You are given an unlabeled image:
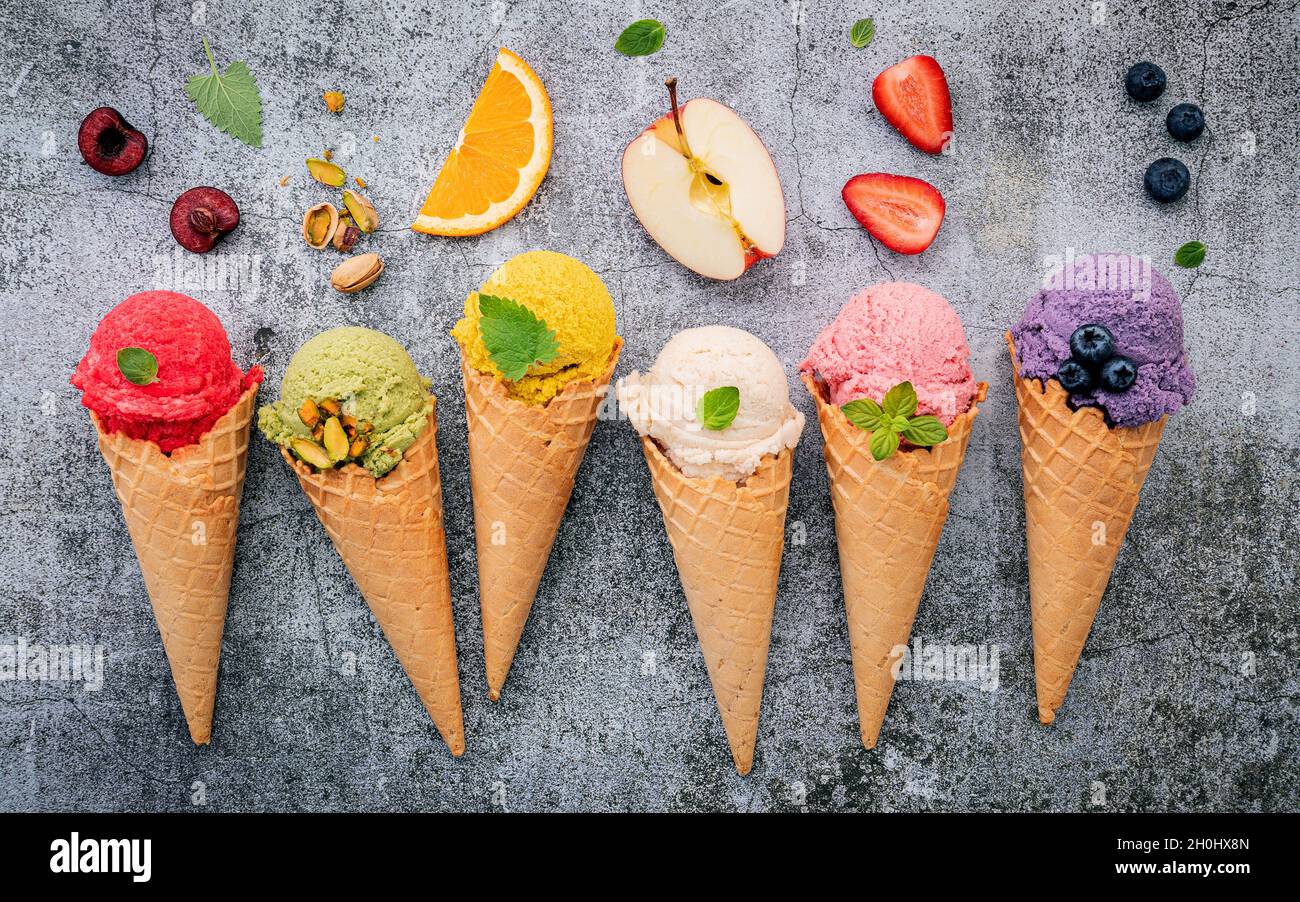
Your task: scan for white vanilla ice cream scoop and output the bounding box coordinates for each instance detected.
[618,325,804,481]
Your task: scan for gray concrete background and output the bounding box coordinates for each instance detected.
[0,0,1296,812]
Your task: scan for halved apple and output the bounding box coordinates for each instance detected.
[621,80,786,281]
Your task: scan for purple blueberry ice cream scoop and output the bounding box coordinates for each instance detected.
[1011,253,1194,427]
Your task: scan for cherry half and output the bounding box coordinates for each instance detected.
[77,107,148,176]
[170,187,240,253]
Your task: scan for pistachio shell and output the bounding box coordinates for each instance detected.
[306,158,346,187]
[330,253,384,293]
[302,203,339,249]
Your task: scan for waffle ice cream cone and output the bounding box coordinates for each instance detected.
[641,439,793,776]
[1006,334,1166,724]
[90,384,259,745]
[802,373,985,749]
[462,339,622,701]
[281,402,465,755]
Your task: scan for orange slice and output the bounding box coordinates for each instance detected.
[412,48,552,236]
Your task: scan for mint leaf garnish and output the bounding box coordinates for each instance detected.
[185,37,263,148]
[870,428,900,461]
[697,386,740,431]
[900,415,949,447]
[850,18,875,49]
[478,293,560,381]
[616,19,666,56]
[117,347,159,386]
[841,398,883,431]
[881,381,918,418]
[1174,240,1206,268]
[842,381,950,459]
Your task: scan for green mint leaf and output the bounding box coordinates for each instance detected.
[1174,240,1206,268]
[850,18,876,48]
[185,37,264,147]
[900,415,949,447]
[697,386,740,431]
[478,293,560,381]
[881,381,918,418]
[841,398,883,432]
[117,347,158,386]
[869,427,901,460]
[615,19,666,56]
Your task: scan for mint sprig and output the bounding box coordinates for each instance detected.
[185,37,264,147]
[697,386,740,431]
[117,347,159,386]
[615,19,666,57]
[841,381,948,460]
[478,293,559,381]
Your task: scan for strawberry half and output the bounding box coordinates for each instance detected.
[872,55,953,155]
[841,173,945,255]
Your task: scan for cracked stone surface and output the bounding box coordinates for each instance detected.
[0,0,1297,812]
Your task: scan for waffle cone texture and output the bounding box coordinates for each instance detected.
[281,402,465,756]
[641,439,793,776]
[90,384,259,745]
[462,339,622,701]
[1006,334,1166,724]
[802,373,985,749]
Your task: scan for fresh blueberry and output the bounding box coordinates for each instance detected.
[1166,103,1205,141]
[1069,324,1115,366]
[1100,356,1137,392]
[1144,157,1191,203]
[1056,359,1094,393]
[1125,62,1166,102]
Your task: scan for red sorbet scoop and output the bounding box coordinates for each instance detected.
[71,291,262,452]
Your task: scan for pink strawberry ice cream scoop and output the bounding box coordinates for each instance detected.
[801,282,977,425]
[72,291,262,453]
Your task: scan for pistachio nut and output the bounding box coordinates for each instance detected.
[302,202,339,249]
[333,215,361,252]
[322,416,349,462]
[298,397,322,429]
[330,253,384,293]
[306,157,346,187]
[290,437,332,470]
[341,189,379,233]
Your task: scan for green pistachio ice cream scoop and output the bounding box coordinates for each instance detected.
[257,326,433,478]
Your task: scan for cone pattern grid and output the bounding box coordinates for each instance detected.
[462,338,622,701]
[282,403,465,755]
[90,383,259,745]
[642,438,792,775]
[1006,334,1166,724]
[802,373,985,749]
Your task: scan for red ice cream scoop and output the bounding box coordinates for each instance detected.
[71,291,262,452]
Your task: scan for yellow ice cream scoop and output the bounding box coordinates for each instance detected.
[452,250,618,405]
